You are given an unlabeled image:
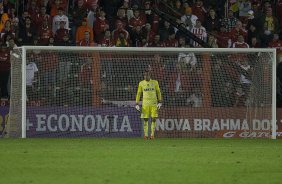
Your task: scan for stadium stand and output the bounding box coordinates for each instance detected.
[0,0,281,107]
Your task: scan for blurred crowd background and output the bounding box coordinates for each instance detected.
[0,0,281,107]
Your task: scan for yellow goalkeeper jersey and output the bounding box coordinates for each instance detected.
[135,79,162,106]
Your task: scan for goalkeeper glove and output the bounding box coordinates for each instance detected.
[135,105,140,112]
[157,103,162,110]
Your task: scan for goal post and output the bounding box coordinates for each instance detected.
[6,46,278,139]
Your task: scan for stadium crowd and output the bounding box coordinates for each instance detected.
[0,0,281,107]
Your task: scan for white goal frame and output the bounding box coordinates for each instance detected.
[16,46,277,139]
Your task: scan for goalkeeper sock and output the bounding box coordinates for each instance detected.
[151,121,156,137]
[144,121,148,137]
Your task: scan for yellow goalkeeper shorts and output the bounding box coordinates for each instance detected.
[141,105,158,119]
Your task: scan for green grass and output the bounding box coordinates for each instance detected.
[0,138,282,184]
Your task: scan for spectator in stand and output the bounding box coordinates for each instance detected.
[55,32,72,46]
[140,37,149,47]
[115,32,129,47]
[9,6,19,29]
[55,20,69,43]
[251,1,263,19]
[0,45,10,99]
[158,20,175,42]
[35,0,52,8]
[148,54,165,87]
[0,13,9,33]
[208,34,218,48]
[186,66,203,107]
[30,35,38,46]
[191,0,206,23]
[119,0,133,21]
[247,23,260,44]
[52,7,69,34]
[48,37,55,46]
[178,48,197,69]
[99,0,123,21]
[112,20,130,43]
[246,10,259,29]
[76,18,93,45]
[164,32,178,47]
[180,7,198,30]
[211,59,231,107]
[2,0,13,12]
[167,62,190,106]
[232,34,249,48]
[18,17,35,46]
[178,36,186,48]
[50,0,67,17]
[38,51,59,99]
[205,0,226,19]
[268,33,282,50]
[93,8,109,43]
[19,10,30,29]
[223,81,236,107]
[130,25,143,47]
[150,12,160,34]
[57,0,68,9]
[38,18,53,46]
[249,37,260,48]
[259,8,280,47]
[2,34,15,46]
[113,8,129,31]
[71,0,87,43]
[262,0,272,14]
[87,0,99,28]
[143,0,156,25]
[142,23,155,44]
[77,30,95,46]
[234,85,247,107]
[128,8,146,33]
[26,54,39,101]
[84,0,99,9]
[5,34,16,48]
[229,20,248,44]
[221,9,238,32]
[175,22,187,41]
[172,0,184,17]
[11,17,19,41]
[148,34,164,47]
[34,6,51,31]
[238,0,252,22]
[236,58,252,97]
[203,8,220,33]
[216,25,229,48]
[99,30,114,47]
[79,59,93,89]
[0,1,4,16]
[180,0,189,9]
[28,0,40,21]
[276,0,282,32]
[190,19,207,47]
[1,20,14,41]
[131,0,144,8]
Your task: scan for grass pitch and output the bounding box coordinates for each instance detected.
[0,138,282,184]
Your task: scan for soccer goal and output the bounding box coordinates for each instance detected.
[6,46,278,139]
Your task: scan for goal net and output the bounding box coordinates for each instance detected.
[6,47,278,139]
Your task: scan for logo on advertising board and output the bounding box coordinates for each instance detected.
[1,107,282,138]
[155,108,282,138]
[25,107,142,137]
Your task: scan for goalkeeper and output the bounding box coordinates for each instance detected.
[135,70,162,140]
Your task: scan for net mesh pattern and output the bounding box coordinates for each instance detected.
[7,48,275,138]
